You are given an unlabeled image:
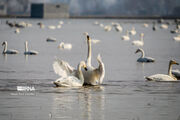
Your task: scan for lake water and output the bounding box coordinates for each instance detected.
[0,18,180,120]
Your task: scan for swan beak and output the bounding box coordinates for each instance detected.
[176,62,179,65]
[84,67,88,71]
[135,50,138,54]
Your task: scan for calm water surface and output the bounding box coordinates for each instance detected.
[0,18,180,120]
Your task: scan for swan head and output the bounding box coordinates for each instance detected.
[135,48,143,54]
[87,35,91,43]
[97,54,102,62]
[2,41,7,46]
[170,60,179,65]
[83,32,89,36]
[80,61,88,71]
[58,42,64,48]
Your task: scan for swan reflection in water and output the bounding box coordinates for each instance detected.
[51,86,105,120]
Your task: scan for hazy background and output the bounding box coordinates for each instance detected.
[1,0,180,17]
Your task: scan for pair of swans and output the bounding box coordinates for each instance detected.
[135,48,155,62]
[53,60,87,87]
[2,41,38,55]
[145,60,179,81]
[132,33,144,47]
[53,35,105,87]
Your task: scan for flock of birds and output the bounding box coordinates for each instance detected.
[2,18,180,87]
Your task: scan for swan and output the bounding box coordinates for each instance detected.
[53,59,88,87]
[160,24,168,29]
[129,27,136,35]
[59,21,64,25]
[94,21,99,25]
[104,25,112,31]
[143,23,149,28]
[122,30,130,41]
[173,35,180,41]
[132,33,144,47]
[37,22,45,29]
[48,25,56,30]
[83,32,101,44]
[135,48,155,62]
[152,22,157,31]
[57,25,62,29]
[58,42,72,50]
[82,35,105,85]
[46,37,56,42]
[115,25,123,32]
[2,41,19,54]
[145,60,179,81]
[15,28,20,34]
[172,69,180,79]
[24,41,38,55]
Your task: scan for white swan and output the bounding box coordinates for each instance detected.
[104,25,112,32]
[143,23,149,28]
[160,24,168,29]
[48,25,56,30]
[46,37,56,42]
[122,30,130,41]
[145,60,179,81]
[135,48,155,62]
[173,35,180,41]
[82,35,105,85]
[58,42,72,50]
[172,69,180,79]
[2,41,19,54]
[53,59,87,87]
[129,27,136,35]
[83,32,101,44]
[115,25,123,32]
[132,33,144,47]
[15,28,20,34]
[24,41,38,55]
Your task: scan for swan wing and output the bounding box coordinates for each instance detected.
[53,58,74,77]
[54,76,82,87]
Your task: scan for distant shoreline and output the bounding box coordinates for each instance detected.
[0,15,179,19]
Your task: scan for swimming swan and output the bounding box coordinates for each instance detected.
[46,37,56,42]
[83,35,105,85]
[2,41,19,54]
[58,42,72,50]
[145,60,179,81]
[135,48,155,62]
[53,59,87,87]
[24,41,38,55]
[122,30,130,41]
[132,33,144,47]
[129,27,136,35]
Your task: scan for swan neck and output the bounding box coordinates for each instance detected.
[168,62,173,76]
[140,49,145,58]
[87,38,92,66]
[3,42,7,53]
[78,64,84,84]
[141,35,144,41]
[25,42,28,52]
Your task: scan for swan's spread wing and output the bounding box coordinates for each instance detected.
[54,76,82,87]
[53,58,74,77]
